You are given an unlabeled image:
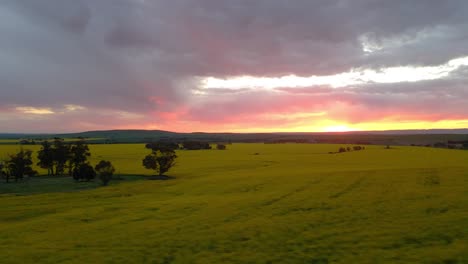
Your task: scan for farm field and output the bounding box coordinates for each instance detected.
[0,139,23,144]
[1,143,468,263]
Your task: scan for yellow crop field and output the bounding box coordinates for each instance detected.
[1,143,467,263]
[0,139,22,144]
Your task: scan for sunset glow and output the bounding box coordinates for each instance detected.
[15,107,55,115]
[1,1,467,133]
[322,125,355,133]
[200,56,468,90]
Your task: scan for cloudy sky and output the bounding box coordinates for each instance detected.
[1,0,468,133]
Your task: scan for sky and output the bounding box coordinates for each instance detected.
[1,0,468,133]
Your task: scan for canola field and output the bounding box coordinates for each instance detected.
[0,143,467,263]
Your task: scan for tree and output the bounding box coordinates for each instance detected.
[5,149,37,182]
[72,163,96,182]
[37,140,54,175]
[52,138,70,176]
[157,152,177,175]
[95,160,115,186]
[69,140,91,175]
[143,148,177,176]
[0,161,7,182]
[145,142,179,152]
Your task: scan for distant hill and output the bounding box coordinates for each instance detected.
[352,129,468,135]
[1,129,467,146]
[56,129,179,140]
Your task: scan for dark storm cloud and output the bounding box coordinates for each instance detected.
[99,0,468,75]
[2,0,92,34]
[1,0,468,132]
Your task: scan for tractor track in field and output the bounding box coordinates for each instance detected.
[329,176,367,199]
[261,177,325,207]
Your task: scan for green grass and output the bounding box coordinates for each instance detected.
[0,144,467,263]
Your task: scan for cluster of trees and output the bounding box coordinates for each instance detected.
[2,138,226,185]
[36,138,92,178]
[145,141,228,151]
[336,146,365,153]
[0,149,37,182]
[1,139,115,185]
[19,139,37,145]
[181,141,211,150]
[145,142,179,152]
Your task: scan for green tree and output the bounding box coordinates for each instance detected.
[0,161,7,182]
[52,138,70,176]
[143,148,177,176]
[95,160,115,186]
[5,149,37,182]
[73,163,96,182]
[69,139,91,175]
[37,140,54,175]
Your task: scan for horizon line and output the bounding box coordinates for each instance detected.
[1,127,468,136]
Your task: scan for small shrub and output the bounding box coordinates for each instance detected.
[216,144,227,150]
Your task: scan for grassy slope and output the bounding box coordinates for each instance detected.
[0,144,467,263]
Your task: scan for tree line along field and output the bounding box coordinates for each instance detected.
[0,143,467,263]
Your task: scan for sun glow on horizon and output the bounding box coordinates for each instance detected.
[215,119,468,134]
[322,125,355,132]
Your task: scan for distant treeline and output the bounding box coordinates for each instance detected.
[426,141,468,150]
[145,141,227,150]
[330,146,366,154]
[3,130,468,150]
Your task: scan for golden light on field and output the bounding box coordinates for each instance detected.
[1,142,468,263]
